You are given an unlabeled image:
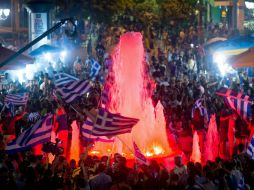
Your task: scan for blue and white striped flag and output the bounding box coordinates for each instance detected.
[237,176,245,190]
[216,88,253,121]
[6,114,53,154]
[89,58,101,80]
[191,98,209,121]
[28,112,41,123]
[81,117,115,143]
[83,108,139,137]
[54,72,78,87]
[5,102,15,117]
[4,93,28,105]
[133,141,147,165]
[247,134,254,160]
[101,89,109,107]
[56,79,92,103]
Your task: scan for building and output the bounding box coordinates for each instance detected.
[206,0,245,32]
[0,0,28,47]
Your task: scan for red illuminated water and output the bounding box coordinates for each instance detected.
[204,115,219,162]
[70,121,80,161]
[190,131,201,163]
[92,32,172,158]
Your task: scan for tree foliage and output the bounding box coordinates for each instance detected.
[31,0,198,26]
[83,0,135,23]
[131,0,160,26]
[159,0,197,21]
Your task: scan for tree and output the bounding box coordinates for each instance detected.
[159,0,197,23]
[131,0,160,27]
[83,0,135,24]
[25,0,198,29]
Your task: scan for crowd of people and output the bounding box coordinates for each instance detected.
[0,21,254,190]
[0,143,254,190]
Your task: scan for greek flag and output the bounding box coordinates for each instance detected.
[81,117,115,143]
[216,88,253,121]
[191,99,209,121]
[56,80,92,103]
[133,141,147,165]
[4,93,29,105]
[54,72,78,88]
[83,108,139,137]
[89,58,101,80]
[101,89,109,107]
[5,102,15,117]
[6,114,53,154]
[237,176,245,190]
[28,112,41,123]
[247,134,254,160]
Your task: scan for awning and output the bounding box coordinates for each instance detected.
[209,35,254,55]
[29,44,63,57]
[228,48,254,68]
[0,46,34,70]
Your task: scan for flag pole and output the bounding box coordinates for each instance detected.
[215,92,254,104]
[0,104,6,116]
[115,136,134,155]
[54,90,96,123]
[106,139,116,167]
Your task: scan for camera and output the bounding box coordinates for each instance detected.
[42,138,64,155]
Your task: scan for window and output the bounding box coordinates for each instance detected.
[0,0,11,27]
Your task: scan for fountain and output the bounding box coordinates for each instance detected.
[91,32,172,158]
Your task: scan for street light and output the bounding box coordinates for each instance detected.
[0,8,10,20]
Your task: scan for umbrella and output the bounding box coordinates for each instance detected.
[206,37,227,45]
[209,35,254,55]
[29,44,63,57]
[0,46,34,70]
[227,48,254,68]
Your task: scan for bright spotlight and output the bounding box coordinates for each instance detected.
[213,52,235,76]
[60,51,67,59]
[217,63,235,77]
[44,53,52,62]
[16,69,25,83]
[25,64,35,80]
[213,52,226,64]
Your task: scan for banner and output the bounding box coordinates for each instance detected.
[30,13,48,49]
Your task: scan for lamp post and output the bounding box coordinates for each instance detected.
[0,8,10,20]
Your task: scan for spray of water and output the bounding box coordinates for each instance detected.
[92,32,171,157]
[228,115,235,158]
[190,131,201,163]
[70,120,80,161]
[204,115,219,162]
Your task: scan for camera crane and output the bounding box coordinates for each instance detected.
[0,18,77,69]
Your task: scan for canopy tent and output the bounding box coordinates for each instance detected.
[29,44,63,57]
[227,48,254,68]
[208,35,254,55]
[0,46,34,70]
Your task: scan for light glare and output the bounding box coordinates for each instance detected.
[213,52,226,64]
[3,9,10,16]
[44,53,52,62]
[246,1,254,9]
